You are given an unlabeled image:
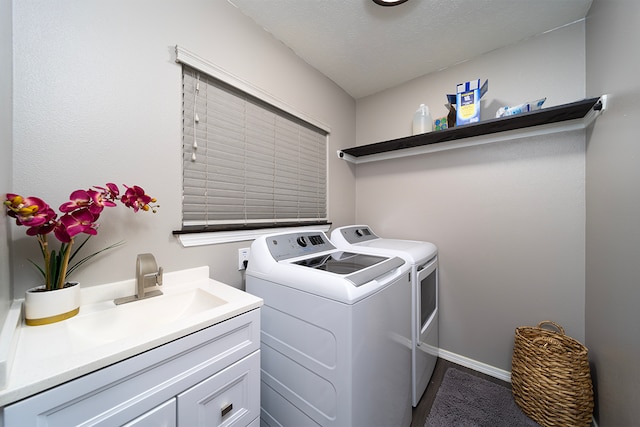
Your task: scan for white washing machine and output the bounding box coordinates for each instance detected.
[246,230,412,427]
[331,225,438,407]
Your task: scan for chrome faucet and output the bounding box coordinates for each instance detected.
[115,253,163,305]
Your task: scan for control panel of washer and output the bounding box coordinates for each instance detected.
[267,231,337,261]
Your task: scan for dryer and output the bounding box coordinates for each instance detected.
[331,225,438,407]
[246,230,412,427]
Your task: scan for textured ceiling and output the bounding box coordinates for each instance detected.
[228,0,593,99]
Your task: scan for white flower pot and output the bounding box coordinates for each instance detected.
[24,282,81,326]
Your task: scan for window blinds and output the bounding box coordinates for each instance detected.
[182,66,328,228]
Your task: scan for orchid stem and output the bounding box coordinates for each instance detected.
[56,238,74,290]
[39,234,52,291]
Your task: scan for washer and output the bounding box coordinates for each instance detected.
[331,225,438,407]
[246,230,412,427]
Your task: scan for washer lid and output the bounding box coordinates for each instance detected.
[293,251,405,287]
[331,225,438,263]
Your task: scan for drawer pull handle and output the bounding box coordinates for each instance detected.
[221,403,233,417]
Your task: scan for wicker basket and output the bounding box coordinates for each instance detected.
[511,321,594,427]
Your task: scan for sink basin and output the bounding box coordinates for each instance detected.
[67,287,228,344]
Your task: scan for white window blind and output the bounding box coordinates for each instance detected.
[181,65,328,230]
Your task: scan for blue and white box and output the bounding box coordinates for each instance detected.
[456,79,488,125]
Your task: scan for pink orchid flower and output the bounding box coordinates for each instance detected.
[59,209,98,241]
[121,185,156,212]
[4,195,53,227]
[59,190,93,213]
[24,206,58,236]
[94,183,120,200]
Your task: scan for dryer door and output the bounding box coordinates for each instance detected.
[416,256,438,346]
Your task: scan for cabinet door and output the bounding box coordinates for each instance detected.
[123,398,176,427]
[178,350,259,426]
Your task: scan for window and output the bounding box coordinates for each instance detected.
[174,47,330,245]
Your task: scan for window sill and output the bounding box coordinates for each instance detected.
[175,223,332,247]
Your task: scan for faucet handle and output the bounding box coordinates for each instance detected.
[156,266,163,286]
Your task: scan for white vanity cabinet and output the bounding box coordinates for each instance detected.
[3,308,260,427]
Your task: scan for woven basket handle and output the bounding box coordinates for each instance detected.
[536,320,565,335]
[532,335,562,348]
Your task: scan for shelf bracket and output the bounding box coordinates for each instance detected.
[337,150,357,162]
[582,94,608,128]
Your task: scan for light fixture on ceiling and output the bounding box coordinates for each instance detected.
[372,0,409,6]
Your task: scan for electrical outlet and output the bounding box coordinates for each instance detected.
[238,248,250,270]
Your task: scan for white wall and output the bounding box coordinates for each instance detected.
[0,0,13,320]
[10,0,356,297]
[354,22,587,372]
[585,0,640,424]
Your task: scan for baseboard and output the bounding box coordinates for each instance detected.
[437,348,512,383]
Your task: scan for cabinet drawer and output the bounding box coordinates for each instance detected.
[178,350,260,426]
[123,398,176,427]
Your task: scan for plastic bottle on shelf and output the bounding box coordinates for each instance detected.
[412,104,433,135]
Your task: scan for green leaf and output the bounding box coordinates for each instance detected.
[68,236,90,265]
[27,259,46,279]
[66,240,126,277]
[27,235,127,290]
[49,249,60,290]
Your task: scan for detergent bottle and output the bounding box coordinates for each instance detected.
[412,104,433,135]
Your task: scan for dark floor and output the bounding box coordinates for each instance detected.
[410,358,512,427]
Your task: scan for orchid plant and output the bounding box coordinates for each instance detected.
[4,183,159,291]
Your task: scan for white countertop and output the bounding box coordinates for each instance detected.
[0,266,262,407]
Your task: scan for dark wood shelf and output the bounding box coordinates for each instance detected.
[339,97,603,162]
